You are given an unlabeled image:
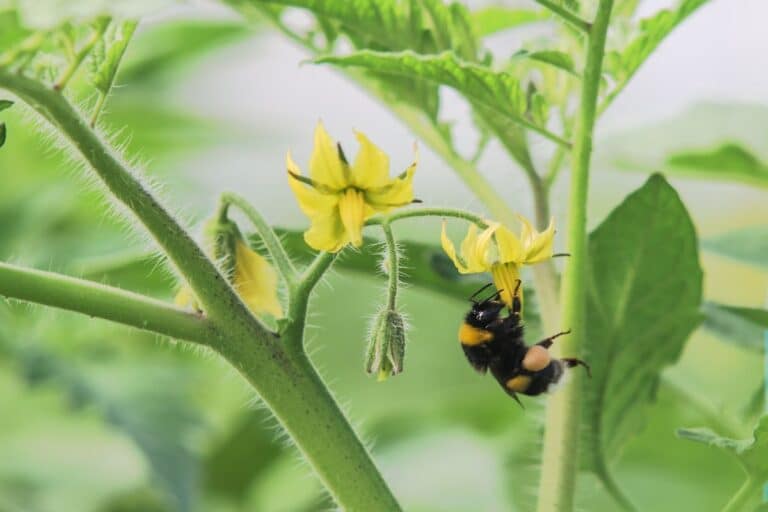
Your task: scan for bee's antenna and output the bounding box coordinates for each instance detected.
[469,282,494,302]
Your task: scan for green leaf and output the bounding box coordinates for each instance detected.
[317,50,554,137]
[604,0,710,107]
[582,175,703,485]
[470,7,546,37]
[597,103,768,188]
[703,302,768,352]
[678,415,768,481]
[664,143,768,188]
[253,0,414,50]
[90,20,138,94]
[702,225,768,269]
[0,122,5,148]
[514,49,577,76]
[0,99,12,112]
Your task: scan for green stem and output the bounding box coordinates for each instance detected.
[721,477,761,512]
[543,141,569,190]
[534,0,592,33]
[220,192,298,285]
[1,70,399,511]
[381,222,399,310]
[0,261,213,344]
[214,341,400,511]
[537,2,614,512]
[0,69,264,336]
[283,251,338,353]
[367,206,487,227]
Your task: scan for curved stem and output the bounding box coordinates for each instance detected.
[0,261,213,344]
[721,477,761,512]
[367,206,487,228]
[0,69,266,337]
[533,0,592,33]
[220,192,298,285]
[282,250,338,354]
[537,2,615,512]
[0,70,399,511]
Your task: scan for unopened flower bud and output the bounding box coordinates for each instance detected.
[365,309,407,381]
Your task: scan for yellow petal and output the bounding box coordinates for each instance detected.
[351,130,389,189]
[441,221,469,273]
[491,262,522,309]
[304,207,348,253]
[519,215,555,263]
[494,223,525,263]
[234,240,283,317]
[364,148,417,209]
[338,188,366,248]
[459,224,491,273]
[287,152,339,217]
[468,223,498,270]
[310,122,349,190]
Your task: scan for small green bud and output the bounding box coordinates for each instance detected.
[202,216,242,279]
[365,309,407,381]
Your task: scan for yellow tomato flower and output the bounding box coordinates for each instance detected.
[176,219,283,318]
[287,122,417,252]
[441,215,556,307]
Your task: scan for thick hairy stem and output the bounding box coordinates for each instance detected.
[0,70,399,511]
[214,341,400,511]
[0,262,213,344]
[536,2,614,512]
[0,69,265,337]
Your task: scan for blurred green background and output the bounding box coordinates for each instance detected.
[1,1,767,511]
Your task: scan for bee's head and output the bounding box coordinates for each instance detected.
[466,283,505,328]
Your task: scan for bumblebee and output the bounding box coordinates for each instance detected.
[459,281,590,405]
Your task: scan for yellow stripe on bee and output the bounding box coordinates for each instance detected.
[506,375,532,393]
[459,323,494,346]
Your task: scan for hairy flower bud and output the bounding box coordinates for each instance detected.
[365,309,407,381]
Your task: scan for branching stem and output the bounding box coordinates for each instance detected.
[534,0,592,33]
[0,262,213,344]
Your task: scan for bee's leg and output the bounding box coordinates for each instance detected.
[536,329,572,349]
[510,279,523,316]
[562,357,591,378]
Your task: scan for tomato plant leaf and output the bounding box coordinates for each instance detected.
[702,302,768,352]
[603,0,710,109]
[678,415,768,486]
[89,20,138,94]
[702,225,768,269]
[663,143,768,188]
[514,49,577,76]
[582,174,703,487]
[470,7,546,37]
[317,50,552,136]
